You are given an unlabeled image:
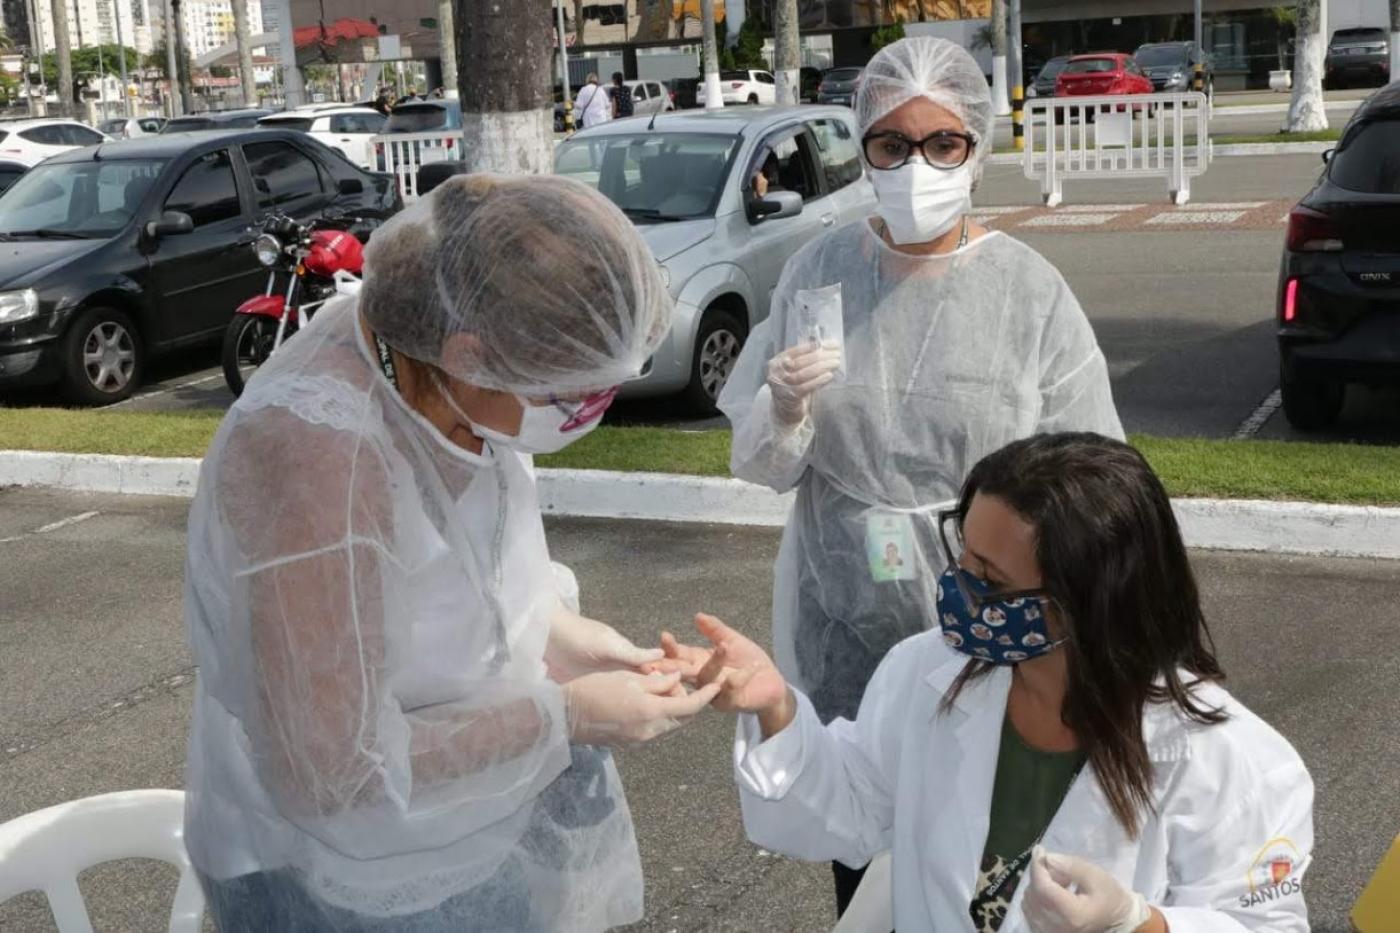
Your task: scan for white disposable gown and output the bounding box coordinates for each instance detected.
[734,630,1315,932]
[719,224,1124,723]
[183,301,640,931]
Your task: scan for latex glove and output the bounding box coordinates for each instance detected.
[564,670,722,747]
[545,611,664,683]
[767,342,842,426]
[1023,847,1153,933]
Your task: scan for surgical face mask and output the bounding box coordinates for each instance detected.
[434,373,615,455]
[868,159,973,245]
[935,569,1064,665]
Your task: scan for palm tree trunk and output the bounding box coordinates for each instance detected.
[1286,0,1327,132]
[454,0,554,174]
[774,0,799,104]
[50,0,73,116]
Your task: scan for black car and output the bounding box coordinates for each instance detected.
[818,67,863,107]
[666,77,700,110]
[1133,41,1212,96]
[0,129,399,404]
[1325,27,1391,89]
[800,66,823,104]
[161,109,273,132]
[1030,56,1071,98]
[1277,83,1400,430]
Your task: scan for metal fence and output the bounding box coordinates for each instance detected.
[1023,92,1212,206]
[368,131,464,202]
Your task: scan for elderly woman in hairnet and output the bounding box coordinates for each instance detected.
[183,174,720,932]
[714,36,1124,913]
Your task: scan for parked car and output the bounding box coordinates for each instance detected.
[1055,53,1154,117]
[1028,56,1071,98]
[258,106,386,170]
[376,98,464,169]
[817,66,863,106]
[696,69,778,107]
[553,106,875,411]
[1276,83,1400,430]
[0,160,26,194]
[99,116,168,138]
[0,129,399,404]
[623,79,675,117]
[1133,41,1213,96]
[800,66,823,103]
[1326,27,1391,89]
[0,118,110,167]
[161,109,272,132]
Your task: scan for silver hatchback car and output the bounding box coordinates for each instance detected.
[554,106,876,412]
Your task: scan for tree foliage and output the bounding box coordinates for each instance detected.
[871,18,906,52]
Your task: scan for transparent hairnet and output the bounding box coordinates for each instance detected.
[855,36,995,170]
[360,172,672,398]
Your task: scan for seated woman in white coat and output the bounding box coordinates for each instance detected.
[663,433,1314,932]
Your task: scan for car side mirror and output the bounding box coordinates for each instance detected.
[1322,148,1335,164]
[750,189,803,223]
[145,210,194,239]
[338,177,363,195]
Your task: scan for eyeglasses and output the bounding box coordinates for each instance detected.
[936,509,1054,614]
[862,130,977,171]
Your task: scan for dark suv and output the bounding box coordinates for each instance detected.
[1133,41,1212,96]
[817,67,862,107]
[1277,84,1400,429]
[1325,27,1391,89]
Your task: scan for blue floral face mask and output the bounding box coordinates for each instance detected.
[935,569,1064,664]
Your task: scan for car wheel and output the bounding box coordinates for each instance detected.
[62,307,142,405]
[222,314,279,398]
[1280,363,1344,431]
[683,306,745,414]
[748,93,759,105]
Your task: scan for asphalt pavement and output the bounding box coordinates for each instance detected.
[2,487,1398,932]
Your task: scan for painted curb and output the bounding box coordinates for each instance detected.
[3,451,1399,561]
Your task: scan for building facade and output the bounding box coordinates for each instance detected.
[181,0,264,58]
[22,0,154,55]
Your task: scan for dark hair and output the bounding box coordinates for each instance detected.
[612,71,624,84]
[942,433,1225,837]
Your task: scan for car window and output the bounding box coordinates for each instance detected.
[225,114,263,128]
[807,118,863,193]
[1063,58,1117,74]
[385,104,449,132]
[1135,46,1188,67]
[1330,119,1400,194]
[165,149,242,227]
[262,116,314,132]
[750,130,819,203]
[165,117,215,131]
[0,158,164,235]
[632,83,648,100]
[330,113,380,133]
[65,125,105,146]
[99,119,126,135]
[0,166,23,193]
[244,140,325,208]
[720,70,749,82]
[555,131,739,220]
[140,119,164,133]
[20,126,63,145]
[648,82,663,98]
[756,72,775,84]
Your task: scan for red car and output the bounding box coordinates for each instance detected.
[1055,53,1155,98]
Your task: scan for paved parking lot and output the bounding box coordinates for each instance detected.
[2,487,1397,931]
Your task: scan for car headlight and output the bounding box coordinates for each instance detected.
[254,233,282,267]
[0,288,39,324]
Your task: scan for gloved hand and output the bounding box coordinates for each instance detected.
[546,611,664,683]
[564,670,722,747]
[767,342,842,427]
[1023,847,1153,933]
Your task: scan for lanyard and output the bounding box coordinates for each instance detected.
[373,331,400,392]
[980,762,1084,904]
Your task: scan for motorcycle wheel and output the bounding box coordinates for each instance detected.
[222,315,282,397]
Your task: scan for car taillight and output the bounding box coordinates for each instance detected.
[446,137,454,149]
[1286,205,1343,252]
[1282,277,1299,323]
[731,82,743,89]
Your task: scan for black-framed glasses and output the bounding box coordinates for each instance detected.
[937,509,1054,614]
[862,130,976,171]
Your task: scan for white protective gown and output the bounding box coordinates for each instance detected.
[719,223,1124,723]
[735,630,1315,932]
[183,301,640,931]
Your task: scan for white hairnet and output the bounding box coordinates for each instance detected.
[361,172,671,398]
[855,36,995,171]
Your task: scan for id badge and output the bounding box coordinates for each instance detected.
[865,511,917,583]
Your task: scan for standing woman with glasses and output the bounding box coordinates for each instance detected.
[715,36,1124,914]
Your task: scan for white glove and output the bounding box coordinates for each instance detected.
[564,670,721,747]
[1023,847,1153,933]
[767,342,842,426]
[545,611,663,683]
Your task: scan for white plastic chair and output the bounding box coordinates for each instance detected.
[0,789,206,933]
[831,851,894,933]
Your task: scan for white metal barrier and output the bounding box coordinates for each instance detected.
[369,131,463,202]
[1023,92,1212,207]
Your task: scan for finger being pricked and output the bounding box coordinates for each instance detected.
[694,612,741,646]
[652,679,724,718]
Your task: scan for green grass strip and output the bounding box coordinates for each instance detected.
[3,408,1398,506]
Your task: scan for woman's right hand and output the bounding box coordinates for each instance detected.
[681,614,795,737]
[564,670,721,747]
[767,343,841,426]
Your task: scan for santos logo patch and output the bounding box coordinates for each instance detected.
[1239,838,1303,908]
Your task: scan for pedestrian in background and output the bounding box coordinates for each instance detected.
[609,72,634,119]
[717,36,1123,916]
[575,73,612,129]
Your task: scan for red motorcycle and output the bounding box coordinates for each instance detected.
[222,213,367,397]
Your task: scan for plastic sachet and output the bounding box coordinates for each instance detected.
[786,284,845,385]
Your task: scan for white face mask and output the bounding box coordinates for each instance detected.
[433,373,611,456]
[868,159,973,246]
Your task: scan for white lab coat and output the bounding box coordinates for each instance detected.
[574,82,612,129]
[735,631,1314,932]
